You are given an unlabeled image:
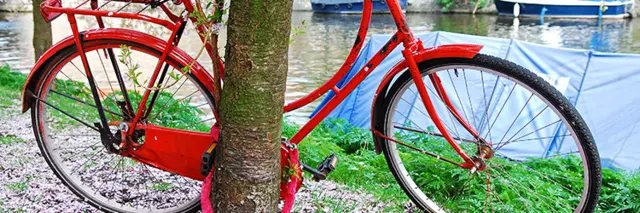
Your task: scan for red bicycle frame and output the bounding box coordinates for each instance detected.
[31,0,486,180]
[283,1,484,168]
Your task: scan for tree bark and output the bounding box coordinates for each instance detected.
[210,0,293,211]
[32,0,52,60]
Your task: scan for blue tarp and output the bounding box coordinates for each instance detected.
[312,31,640,171]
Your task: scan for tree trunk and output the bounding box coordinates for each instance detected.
[210,0,293,211]
[32,0,52,60]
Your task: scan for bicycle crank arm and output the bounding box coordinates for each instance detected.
[301,163,327,181]
[301,154,339,181]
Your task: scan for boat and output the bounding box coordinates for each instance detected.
[495,0,634,19]
[310,0,407,13]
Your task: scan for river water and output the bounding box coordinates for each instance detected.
[1,11,640,122]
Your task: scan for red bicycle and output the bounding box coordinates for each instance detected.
[23,0,601,211]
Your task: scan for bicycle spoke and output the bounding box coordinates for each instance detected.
[447,69,472,133]
[463,69,478,130]
[69,61,119,121]
[54,142,100,151]
[502,134,572,145]
[185,117,215,128]
[383,63,593,212]
[61,144,101,161]
[96,154,121,195]
[50,89,124,118]
[70,147,105,175]
[400,96,463,141]
[35,95,100,132]
[394,125,477,144]
[423,83,462,141]
[53,134,100,137]
[97,51,118,100]
[148,78,189,121]
[484,84,517,140]
[496,119,562,150]
[497,93,534,144]
[490,163,574,210]
[501,105,550,146]
[59,70,74,80]
[478,75,500,142]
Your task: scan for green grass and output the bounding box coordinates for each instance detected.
[0,134,24,145]
[285,118,640,212]
[0,65,25,109]
[2,65,639,212]
[283,119,410,211]
[0,64,209,131]
[4,176,32,193]
[152,182,173,191]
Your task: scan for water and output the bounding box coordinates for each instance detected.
[2,11,640,122]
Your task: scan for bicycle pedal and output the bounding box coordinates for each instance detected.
[200,142,216,176]
[314,154,339,181]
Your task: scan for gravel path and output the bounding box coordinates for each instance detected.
[0,102,408,212]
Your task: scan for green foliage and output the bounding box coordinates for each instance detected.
[436,0,456,12]
[289,20,307,44]
[2,65,638,212]
[598,169,640,212]
[0,65,209,132]
[283,119,409,210]
[0,134,24,145]
[284,118,640,212]
[119,44,143,88]
[314,119,374,154]
[152,182,173,191]
[436,0,488,12]
[0,65,25,108]
[5,176,31,193]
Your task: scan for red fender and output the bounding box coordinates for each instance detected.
[21,28,218,113]
[370,44,483,153]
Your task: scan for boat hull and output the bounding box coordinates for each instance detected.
[311,0,406,13]
[495,0,633,18]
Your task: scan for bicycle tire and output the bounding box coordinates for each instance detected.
[31,38,216,213]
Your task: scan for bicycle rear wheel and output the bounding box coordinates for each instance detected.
[31,39,216,212]
[376,54,601,213]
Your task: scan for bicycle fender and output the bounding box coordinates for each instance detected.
[370,44,483,154]
[21,28,216,113]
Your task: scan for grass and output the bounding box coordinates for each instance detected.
[0,65,25,109]
[283,118,640,212]
[152,182,173,191]
[0,64,208,131]
[283,119,410,211]
[2,65,640,212]
[4,176,32,193]
[0,134,24,145]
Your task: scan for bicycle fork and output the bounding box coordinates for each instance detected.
[401,45,490,172]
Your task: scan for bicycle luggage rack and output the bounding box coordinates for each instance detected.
[39,0,181,30]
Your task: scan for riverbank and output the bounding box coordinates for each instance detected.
[4,0,498,13]
[1,66,640,212]
[6,0,640,17]
[291,0,499,13]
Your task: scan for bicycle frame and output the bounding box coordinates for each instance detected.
[30,0,487,180]
[283,1,484,168]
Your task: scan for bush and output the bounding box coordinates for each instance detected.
[436,0,489,12]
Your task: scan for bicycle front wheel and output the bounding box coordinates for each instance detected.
[376,54,601,213]
[31,39,217,212]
